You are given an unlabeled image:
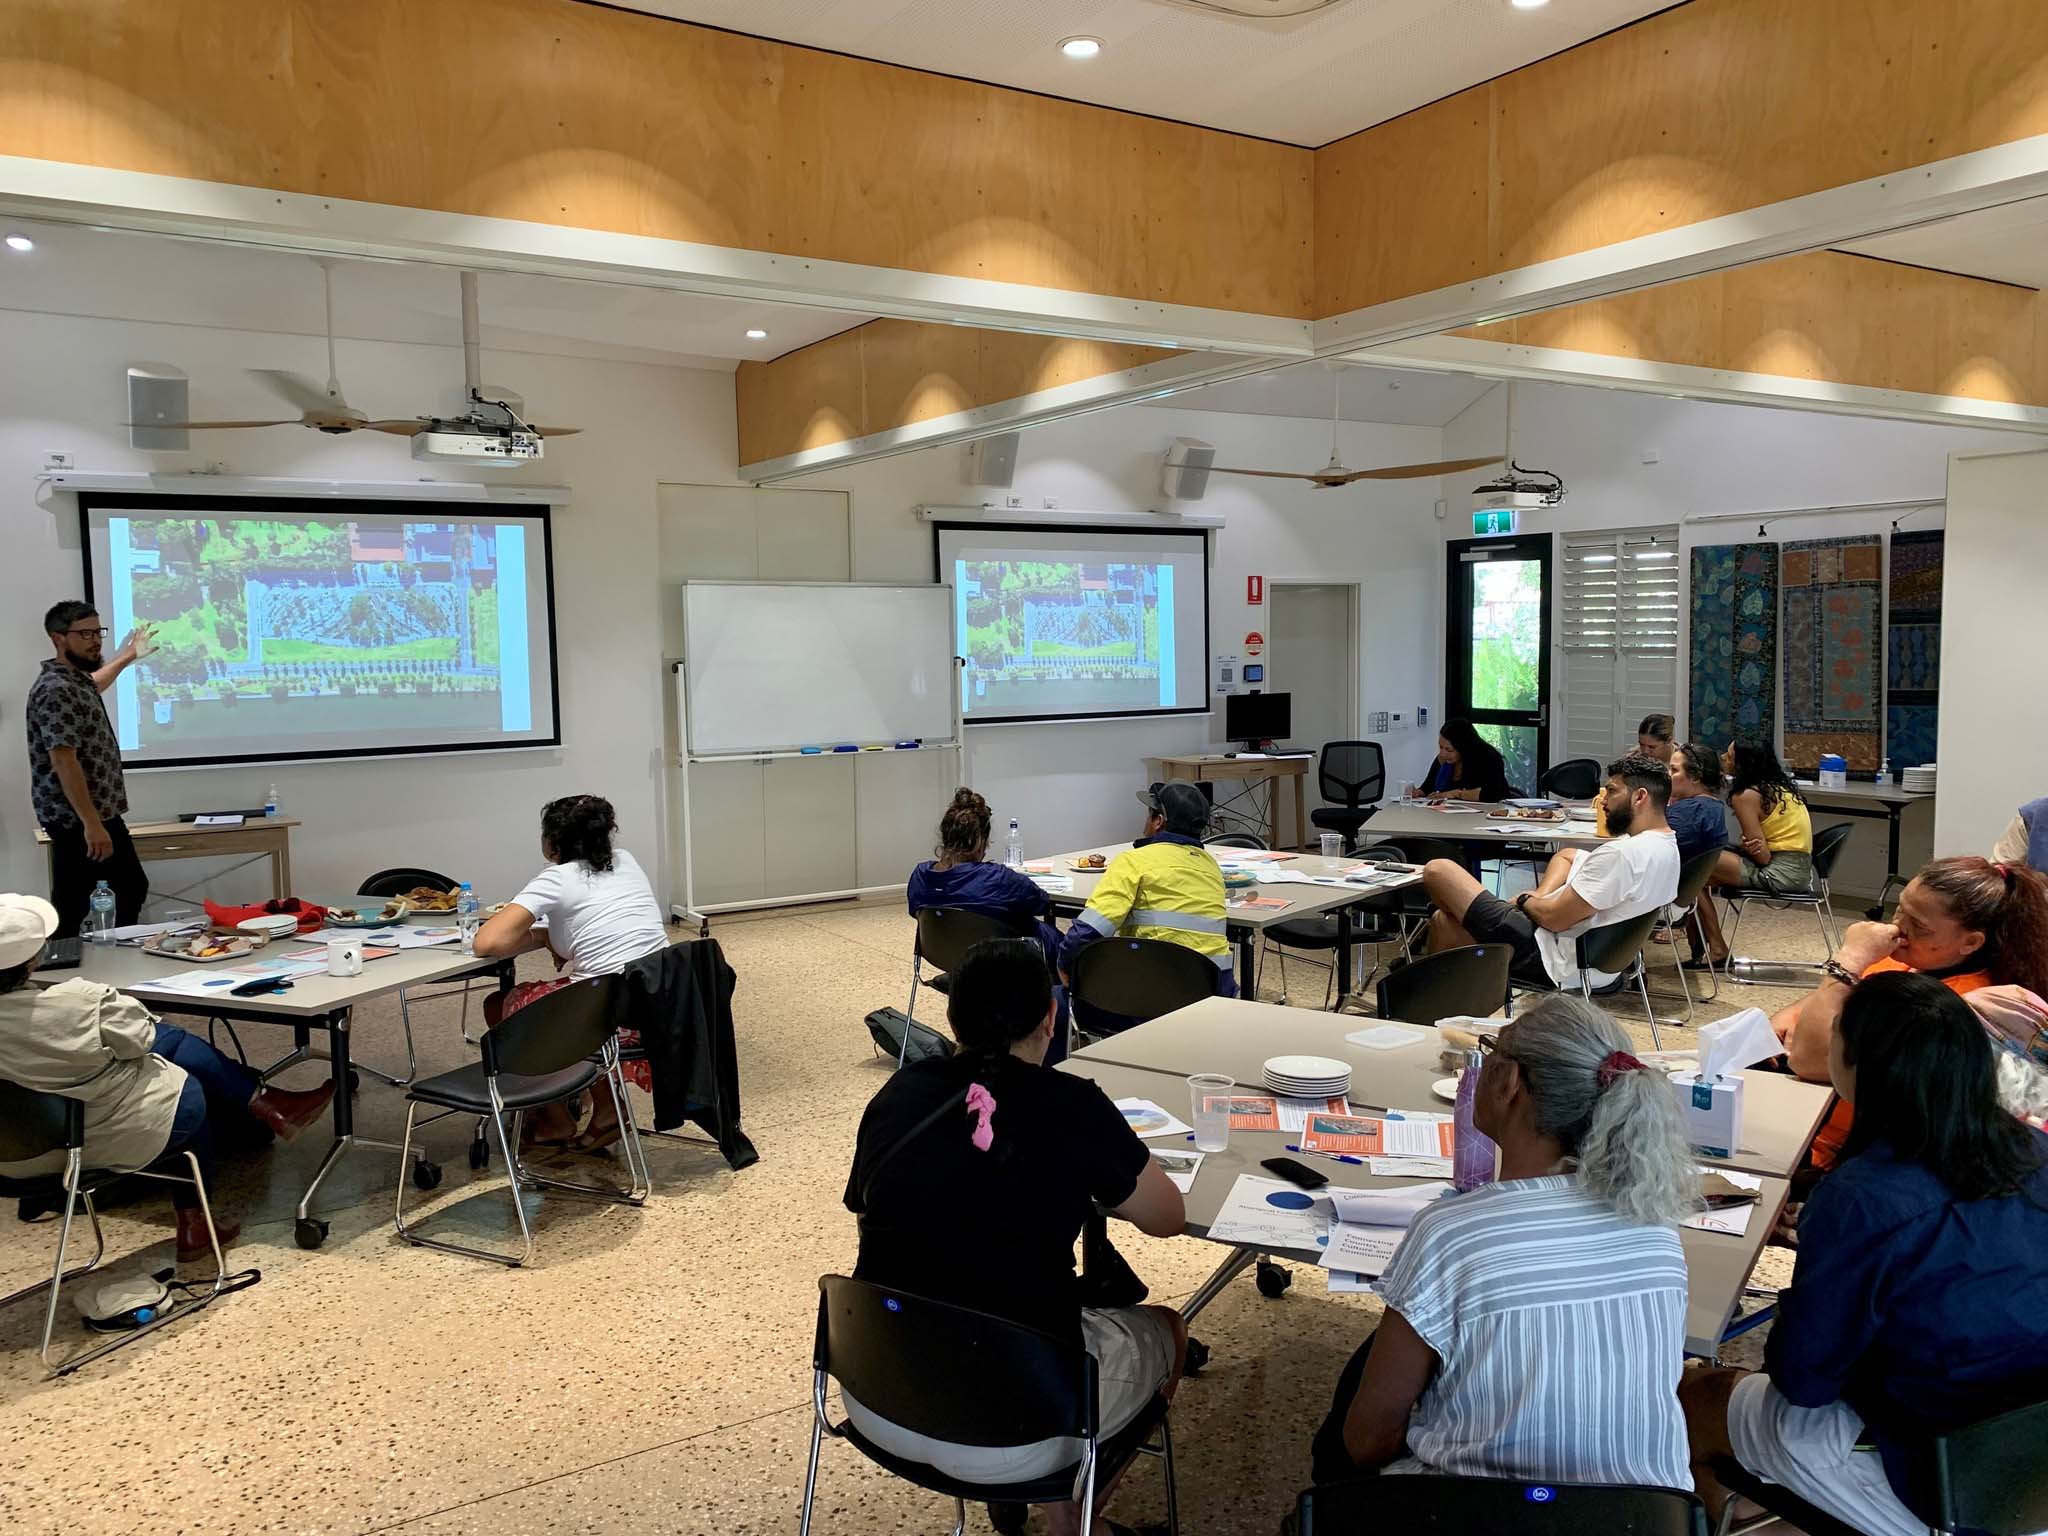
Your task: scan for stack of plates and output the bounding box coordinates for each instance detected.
[1262,1054,1351,1098]
[1903,764,1937,793]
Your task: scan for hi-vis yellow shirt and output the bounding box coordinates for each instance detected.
[1059,836,1232,979]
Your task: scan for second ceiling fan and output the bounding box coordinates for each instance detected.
[1206,366,1502,488]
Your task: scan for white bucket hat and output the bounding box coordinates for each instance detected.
[0,894,61,969]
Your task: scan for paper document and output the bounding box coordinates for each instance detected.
[1430,804,1484,814]
[1149,1149,1206,1192]
[1328,1182,1454,1229]
[194,813,246,826]
[1114,1098,1194,1139]
[1207,1174,1333,1250]
[1028,874,1075,894]
[1226,892,1291,911]
[1276,1096,1351,1133]
[1326,1268,1376,1293]
[111,921,199,942]
[133,955,328,997]
[1684,1168,1765,1236]
[1369,1155,1453,1178]
[316,925,462,950]
[1021,862,1055,874]
[1320,1223,1407,1277]
[1301,1113,1455,1159]
[1202,1094,1284,1131]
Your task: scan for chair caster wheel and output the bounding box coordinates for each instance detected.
[412,1158,443,1191]
[294,1217,329,1250]
[468,1137,490,1170]
[1183,1335,1211,1377]
[1256,1261,1292,1298]
[348,1069,361,1095]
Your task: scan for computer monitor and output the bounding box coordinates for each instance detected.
[1224,691,1291,750]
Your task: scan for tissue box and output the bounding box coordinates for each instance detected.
[1671,1072,1744,1159]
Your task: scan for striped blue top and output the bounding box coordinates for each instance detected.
[1374,1173,1693,1491]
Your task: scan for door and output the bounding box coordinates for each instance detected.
[1266,582,1358,810]
[1445,533,1552,797]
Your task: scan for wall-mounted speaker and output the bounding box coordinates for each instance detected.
[127,364,189,452]
[1161,437,1215,501]
[967,430,1020,488]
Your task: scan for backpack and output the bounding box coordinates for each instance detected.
[863,1006,955,1065]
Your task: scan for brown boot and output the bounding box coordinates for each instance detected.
[176,1207,241,1263]
[247,1080,336,1142]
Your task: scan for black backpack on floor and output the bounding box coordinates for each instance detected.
[863,1007,954,1065]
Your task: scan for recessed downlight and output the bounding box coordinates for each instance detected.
[4,234,33,253]
[1059,35,1103,59]
[1509,0,1551,9]
[745,328,769,340]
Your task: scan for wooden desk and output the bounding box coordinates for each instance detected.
[1063,1029,1794,1359]
[1154,754,1312,851]
[37,816,300,901]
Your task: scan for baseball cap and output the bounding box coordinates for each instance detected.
[1133,780,1211,836]
[0,894,60,969]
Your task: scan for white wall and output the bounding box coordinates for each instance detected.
[790,408,1449,854]
[1936,449,2048,857]
[0,308,739,906]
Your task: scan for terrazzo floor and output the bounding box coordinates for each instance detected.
[0,888,1840,1536]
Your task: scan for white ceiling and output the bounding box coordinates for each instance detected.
[598,0,1681,146]
[1143,359,1495,425]
[1841,196,2048,290]
[0,217,870,373]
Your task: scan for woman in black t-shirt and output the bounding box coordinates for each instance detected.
[843,939,1187,1533]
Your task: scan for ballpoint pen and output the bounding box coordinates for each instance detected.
[1287,1143,1365,1166]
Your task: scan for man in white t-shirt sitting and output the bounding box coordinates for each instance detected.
[1420,754,1681,990]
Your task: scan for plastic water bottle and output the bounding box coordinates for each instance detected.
[86,881,117,945]
[1452,1047,1498,1193]
[455,882,481,954]
[1005,818,1023,869]
[264,783,279,818]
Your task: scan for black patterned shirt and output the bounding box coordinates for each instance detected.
[25,659,127,829]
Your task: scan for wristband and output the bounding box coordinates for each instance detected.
[1820,960,1862,989]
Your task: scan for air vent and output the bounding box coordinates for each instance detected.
[1144,0,1354,18]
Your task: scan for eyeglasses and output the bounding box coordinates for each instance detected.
[1474,1031,1516,1063]
[66,627,111,640]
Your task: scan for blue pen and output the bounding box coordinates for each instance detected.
[1287,1142,1365,1166]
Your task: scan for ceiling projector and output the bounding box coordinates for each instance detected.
[1471,461,1565,511]
[410,417,545,465]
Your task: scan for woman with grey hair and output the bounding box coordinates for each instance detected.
[1309,995,1700,1490]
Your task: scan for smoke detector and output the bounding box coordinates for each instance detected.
[1144,0,1354,18]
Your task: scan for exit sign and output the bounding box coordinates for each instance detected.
[1472,508,1521,537]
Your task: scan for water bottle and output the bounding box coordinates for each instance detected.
[264,782,279,818]
[1005,818,1023,869]
[1452,1046,1498,1193]
[455,882,481,954]
[86,881,117,945]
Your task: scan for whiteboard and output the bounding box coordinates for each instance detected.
[682,582,957,756]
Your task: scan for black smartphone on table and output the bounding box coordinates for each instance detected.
[1261,1156,1329,1190]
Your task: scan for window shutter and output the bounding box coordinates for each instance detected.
[1560,526,1680,761]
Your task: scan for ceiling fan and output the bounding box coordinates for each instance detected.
[136,260,579,441]
[1204,367,1503,488]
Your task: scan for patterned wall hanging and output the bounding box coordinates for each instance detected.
[1689,542,1778,749]
[1885,529,1943,768]
[1780,535,1884,772]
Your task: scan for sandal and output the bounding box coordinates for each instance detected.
[567,1121,624,1155]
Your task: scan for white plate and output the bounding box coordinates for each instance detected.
[1432,1076,1461,1103]
[1264,1054,1349,1080]
[236,913,300,936]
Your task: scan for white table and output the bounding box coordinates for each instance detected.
[1036,843,1421,1000]
[1062,997,1820,1358]
[1360,800,1606,855]
[51,913,510,1249]
[1796,779,1934,914]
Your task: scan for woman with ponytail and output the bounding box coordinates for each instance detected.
[474,794,668,1147]
[1773,855,2048,1167]
[1311,995,1699,1491]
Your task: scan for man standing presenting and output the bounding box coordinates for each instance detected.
[26,601,154,936]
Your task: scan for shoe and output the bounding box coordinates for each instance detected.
[17,1195,61,1223]
[247,1080,336,1141]
[175,1208,240,1263]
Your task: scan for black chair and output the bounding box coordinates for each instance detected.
[903,907,1038,1066]
[1541,758,1605,799]
[1711,1384,2048,1536]
[1651,846,1724,1021]
[0,1079,231,1376]
[1310,742,1387,851]
[353,864,487,1077]
[1509,908,1666,1048]
[1719,819,1855,964]
[1299,1473,1705,1535]
[1364,835,1471,936]
[1376,943,1511,1026]
[1071,938,1218,1033]
[801,1275,1179,1536]
[1203,832,1268,850]
[395,974,646,1266]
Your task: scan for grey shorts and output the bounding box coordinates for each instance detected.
[1738,849,1814,893]
[841,1305,1177,1484]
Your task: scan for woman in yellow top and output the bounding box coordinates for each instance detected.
[1691,741,1814,967]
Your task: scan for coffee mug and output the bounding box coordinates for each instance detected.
[326,937,364,978]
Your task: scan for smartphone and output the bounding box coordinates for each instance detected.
[1260,1156,1329,1190]
[1702,1191,1760,1210]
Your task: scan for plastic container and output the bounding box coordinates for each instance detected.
[85,881,117,945]
[1452,1047,1498,1192]
[1188,1072,1234,1152]
[455,882,481,953]
[1005,818,1023,869]
[264,783,280,818]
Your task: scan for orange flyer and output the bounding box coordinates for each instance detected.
[1203,1094,1279,1131]
[1300,1113,1455,1158]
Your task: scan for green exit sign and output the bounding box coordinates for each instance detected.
[1472,507,1521,537]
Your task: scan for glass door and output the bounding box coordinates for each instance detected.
[1445,533,1552,797]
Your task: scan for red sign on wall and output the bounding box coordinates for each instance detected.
[1244,631,1265,657]
[1247,574,1264,606]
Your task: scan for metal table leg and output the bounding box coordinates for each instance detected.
[1180,1247,1259,1321]
[291,1009,403,1250]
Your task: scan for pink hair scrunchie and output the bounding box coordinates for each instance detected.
[964,1083,998,1152]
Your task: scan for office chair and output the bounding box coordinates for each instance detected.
[1718,819,1855,964]
[1508,908,1665,1048]
[903,907,1039,1065]
[1541,758,1606,799]
[1310,741,1386,851]
[1070,938,1218,1036]
[1376,943,1511,1026]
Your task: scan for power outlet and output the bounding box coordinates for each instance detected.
[1005,495,1024,510]
[43,450,74,471]
[1368,710,1390,733]
[1041,495,1060,510]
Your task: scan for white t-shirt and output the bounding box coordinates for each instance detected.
[510,847,668,981]
[1533,828,1680,988]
